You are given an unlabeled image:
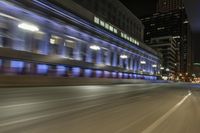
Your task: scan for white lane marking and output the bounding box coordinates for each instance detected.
[0,103,103,127]
[114,111,156,133]
[114,90,192,133]
[0,86,159,109]
[0,95,100,109]
[141,90,192,133]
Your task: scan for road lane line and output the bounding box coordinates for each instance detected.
[0,103,104,127]
[0,86,159,109]
[114,90,192,133]
[114,111,156,133]
[141,90,192,133]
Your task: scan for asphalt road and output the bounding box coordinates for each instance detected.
[0,83,200,133]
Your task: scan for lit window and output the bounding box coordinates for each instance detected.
[127,36,130,41]
[65,39,75,48]
[100,20,105,27]
[124,34,127,39]
[121,32,124,38]
[50,38,56,44]
[157,27,165,30]
[50,35,61,45]
[146,32,150,35]
[120,54,128,59]
[114,28,118,34]
[105,23,109,29]
[130,37,133,42]
[18,22,39,32]
[94,16,99,24]
[136,41,139,45]
[109,25,113,32]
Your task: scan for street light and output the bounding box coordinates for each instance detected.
[120,54,128,59]
[152,64,157,68]
[160,67,164,70]
[90,45,101,51]
[18,22,39,32]
[140,61,146,64]
[166,68,170,72]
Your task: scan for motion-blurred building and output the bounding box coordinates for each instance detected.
[0,0,161,80]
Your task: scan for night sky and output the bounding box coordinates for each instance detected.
[119,0,157,18]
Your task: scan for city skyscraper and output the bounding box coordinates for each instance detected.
[157,0,183,13]
[141,0,191,75]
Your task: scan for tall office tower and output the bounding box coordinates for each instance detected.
[141,0,191,74]
[157,0,184,13]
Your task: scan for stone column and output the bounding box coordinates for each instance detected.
[129,57,133,70]
[86,45,92,63]
[112,48,117,67]
[73,41,81,60]
[96,49,102,64]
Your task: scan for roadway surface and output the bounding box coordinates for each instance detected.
[0,83,200,133]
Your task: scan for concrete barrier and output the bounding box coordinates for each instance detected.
[0,75,151,87]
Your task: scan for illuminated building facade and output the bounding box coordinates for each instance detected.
[0,0,161,80]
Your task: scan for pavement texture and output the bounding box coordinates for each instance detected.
[0,83,199,133]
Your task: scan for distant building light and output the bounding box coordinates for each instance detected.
[146,32,150,35]
[90,45,101,51]
[50,38,56,44]
[183,20,189,24]
[152,64,157,68]
[140,61,146,64]
[120,54,128,59]
[157,27,165,30]
[65,40,74,43]
[160,67,164,70]
[193,63,200,66]
[166,68,170,71]
[121,32,124,38]
[18,22,39,32]
[173,36,180,39]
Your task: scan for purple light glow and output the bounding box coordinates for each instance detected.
[118,72,123,78]
[104,71,110,78]
[72,67,81,77]
[124,73,128,78]
[96,70,102,78]
[37,64,48,74]
[11,60,24,72]
[84,69,92,77]
[57,65,66,75]
[112,72,117,78]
